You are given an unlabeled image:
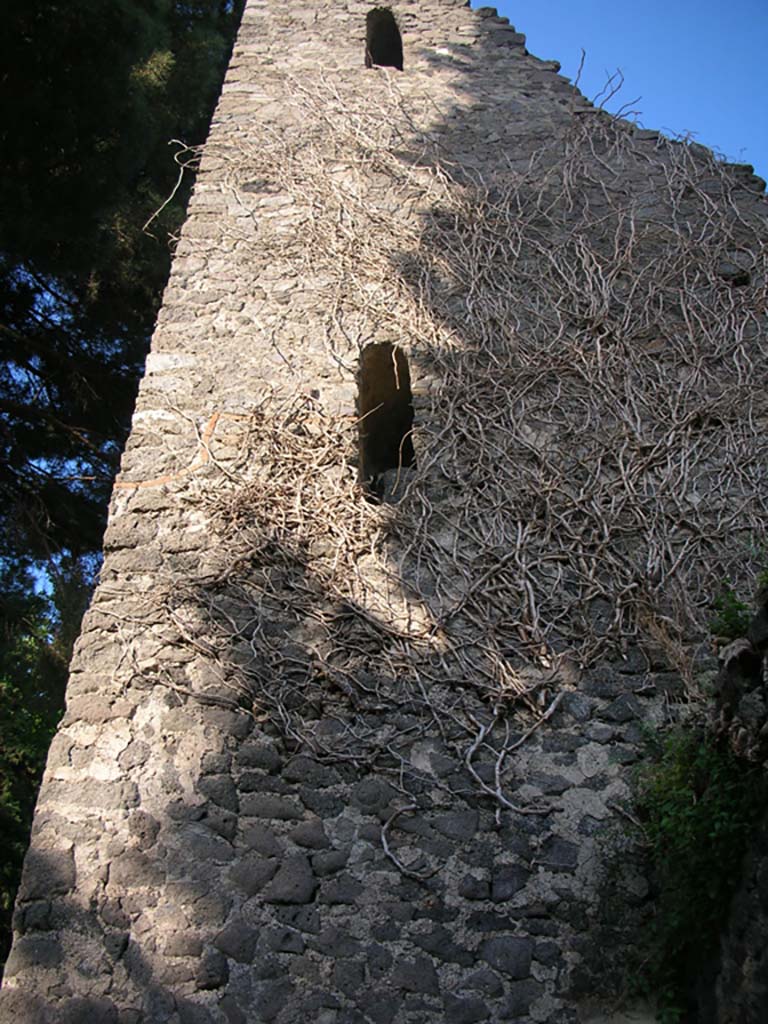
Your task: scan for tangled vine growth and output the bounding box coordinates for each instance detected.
[166,73,766,775]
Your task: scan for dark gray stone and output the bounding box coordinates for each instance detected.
[584,722,615,743]
[275,905,321,934]
[308,926,362,958]
[414,897,459,923]
[254,980,295,1022]
[392,955,440,994]
[600,693,642,723]
[355,991,401,1024]
[553,900,588,930]
[264,927,305,953]
[463,968,504,998]
[530,773,572,795]
[333,959,366,996]
[523,919,557,939]
[357,823,383,843]
[283,756,341,787]
[104,931,129,960]
[229,852,278,896]
[128,811,160,850]
[318,874,363,905]
[196,949,229,991]
[385,813,435,837]
[143,986,176,1022]
[252,956,284,981]
[178,888,232,929]
[176,824,234,864]
[432,809,479,840]
[352,777,397,814]
[379,901,414,922]
[494,830,534,861]
[201,751,231,774]
[109,848,166,888]
[213,920,258,963]
[240,793,304,819]
[121,938,153,986]
[534,940,561,966]
[237,772,290,794]
[18,900,52,932]
[413,925,474,966]
[203,805,238,842]
[480,936,533,978]
[198,775,239,813]
[241,823,282,857]
[263,854,317,904]
[177,1001,215,1024]
[167,799,206,822]
[539,836,578,872]
[372,921,400,944]
[366,943,393,980]
[459,875,491,900]
[491,864,531,901]
[338,1011,367,1024]
[59,997,119,1024]
[219,994,246,1024]
[620,722,645,744]
[299,787,345,816]
[5,936,63,971]
[443,993,490,1023]
[203,708,253,740]
[445,771,477,795]
[290,818,331,849]
[300,992,341,1013]
[101,899,130,930]
[542,733,586,752]
[164,932,203,957]
[466,910,513,933]
[583,667,625,698]
[559,693,593,722]
[160,959,197,986]
[19,847,76,899]
[500,979,544,1018]
[312,847,350,876]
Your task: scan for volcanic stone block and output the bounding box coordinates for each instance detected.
[263,854,317,904]
[18,848,76,900]
[480,936,533,979]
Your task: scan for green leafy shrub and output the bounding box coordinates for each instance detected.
[633,727,767,1020]
[709,587,751,640]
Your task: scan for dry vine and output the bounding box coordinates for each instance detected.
[162,71,766,798]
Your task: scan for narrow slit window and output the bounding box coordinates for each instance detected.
[365,7,404,71]
[358,343,415,499]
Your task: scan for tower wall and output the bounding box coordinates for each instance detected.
[2,2,766,1022]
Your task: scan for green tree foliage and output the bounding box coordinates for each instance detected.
[0,0,243,970]
[0,557,92,965]
[0,0,244,559]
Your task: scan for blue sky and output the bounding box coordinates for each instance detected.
[482,1,768,181]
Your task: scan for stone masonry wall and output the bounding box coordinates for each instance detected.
[1,2,766,1023]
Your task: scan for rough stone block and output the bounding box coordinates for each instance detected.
[391,956,440,995]
[480,936,533,979]
[262,854,317,904]
[213,919,258,963]
[19,847,76,900]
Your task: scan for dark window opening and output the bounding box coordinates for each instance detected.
[365,8,404,71]
[358,343,415,500]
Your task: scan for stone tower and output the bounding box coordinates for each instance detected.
[2,2,766,1022]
